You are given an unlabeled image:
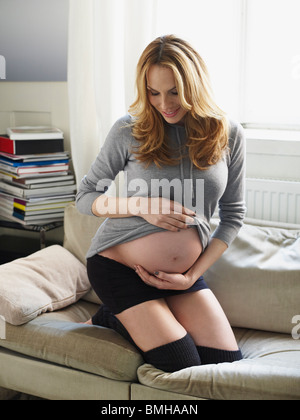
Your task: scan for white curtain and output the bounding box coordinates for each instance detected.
[68,0,158,186]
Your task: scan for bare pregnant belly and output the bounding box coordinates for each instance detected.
[99,227,202,274]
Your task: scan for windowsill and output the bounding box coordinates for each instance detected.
[244,128,300,157]
[244,127,300,141]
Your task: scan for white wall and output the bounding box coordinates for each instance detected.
[0,0,68,82]
[0,82,70,149]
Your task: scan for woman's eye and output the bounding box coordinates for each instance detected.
[148,90,178,96]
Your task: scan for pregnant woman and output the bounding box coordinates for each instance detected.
[76,35,246,372]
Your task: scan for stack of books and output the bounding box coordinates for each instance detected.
[0,126,76,225]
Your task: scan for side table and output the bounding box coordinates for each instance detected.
[0,220,63,249]
[0,220,64,264]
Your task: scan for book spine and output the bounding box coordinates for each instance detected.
[16,165,69,175]
[16,139,64,154]
[14,202,26,211]
[0,136,15,154]
[0,181,26,197]
[7,127,64,141]
[0,159,69,167]
[0,138,64,155]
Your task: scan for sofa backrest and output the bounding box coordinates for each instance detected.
[206,220,300,335]
[64,203,105,265]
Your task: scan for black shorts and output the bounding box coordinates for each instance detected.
[87,254,209,315]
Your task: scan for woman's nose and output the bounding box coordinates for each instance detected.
[160,95,173,110]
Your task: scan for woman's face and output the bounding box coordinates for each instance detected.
[147,65,187,125]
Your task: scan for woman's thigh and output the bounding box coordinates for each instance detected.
[116,298,187,352]
[166,290,239,351]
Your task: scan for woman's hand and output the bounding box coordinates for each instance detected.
[134,265,194,291]
[139,197,196,232]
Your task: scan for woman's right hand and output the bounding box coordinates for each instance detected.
[139,197,196,232]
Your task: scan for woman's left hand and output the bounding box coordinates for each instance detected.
[134,265,193,291]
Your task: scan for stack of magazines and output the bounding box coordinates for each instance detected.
[0,126,76,225]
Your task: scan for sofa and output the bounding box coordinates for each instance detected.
[0,203,299,400]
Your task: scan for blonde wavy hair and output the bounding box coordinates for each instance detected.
[128,35,229,170]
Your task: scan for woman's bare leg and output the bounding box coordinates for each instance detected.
[85,292,240,369]
[166,289,239,351]
[115,298,202,371]
[116,298,187,351]
[83,319,93,325]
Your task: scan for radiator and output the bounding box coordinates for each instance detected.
[246,178,300,225]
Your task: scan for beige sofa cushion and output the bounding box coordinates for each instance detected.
[63,203,105,304]
[0,245,90,325]
[0,301,144,382]
[138,327,300,400]
[206,221,300,334]
[63,203,105,266]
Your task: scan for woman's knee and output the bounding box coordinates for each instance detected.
[142,333,201,372]
[116,298,187,352]
[166,290,239,351]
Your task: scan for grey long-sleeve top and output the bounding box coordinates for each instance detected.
[76,115,246,259]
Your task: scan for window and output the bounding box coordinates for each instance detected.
[153,0,300,129]
[243,0,300,127]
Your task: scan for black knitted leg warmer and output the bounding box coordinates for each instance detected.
[142,333,202,373]
[197,345,243,365]
[92,305,203,372]
[92,304,136,347]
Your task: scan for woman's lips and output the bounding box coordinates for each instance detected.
[162,108,181,118]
